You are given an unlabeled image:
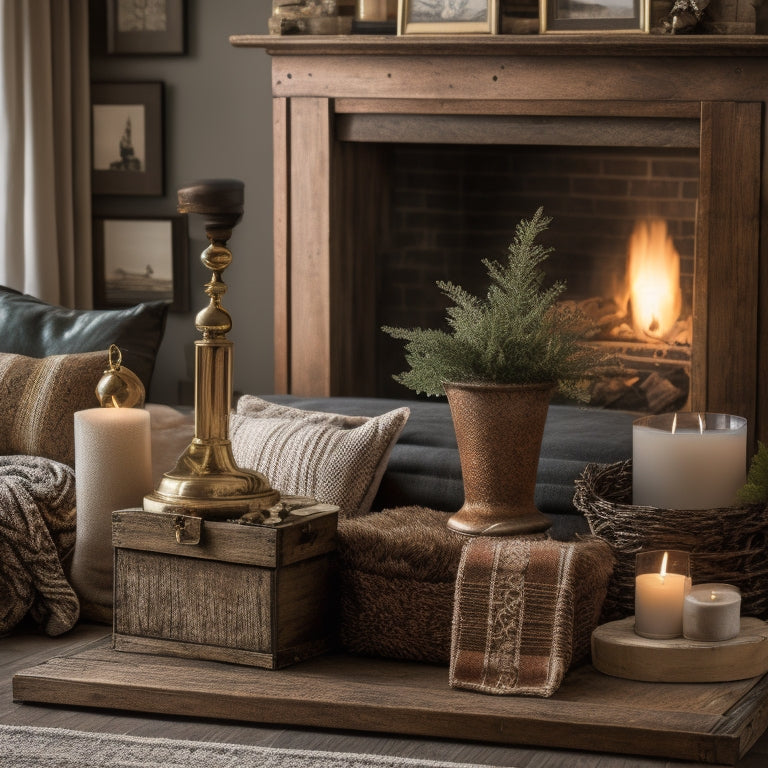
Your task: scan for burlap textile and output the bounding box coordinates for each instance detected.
[0,455,79,636]
[450,536,613,697]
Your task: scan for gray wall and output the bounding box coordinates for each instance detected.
[90,1,274,404]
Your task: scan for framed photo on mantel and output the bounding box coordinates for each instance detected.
[540,0,649,33]
[106,0,186,55]
[398,0,499,34]
[91,82,164,196]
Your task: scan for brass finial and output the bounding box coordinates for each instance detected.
[95,344,145,408]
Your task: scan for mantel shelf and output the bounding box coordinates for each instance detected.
[230,33,768,57]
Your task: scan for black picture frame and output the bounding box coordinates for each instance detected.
[540,0,648,32]
[106,0,186,55]
[93,215,189,312]
[91,82,164,196]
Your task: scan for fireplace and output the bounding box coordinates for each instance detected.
[376,143,698,412]
[231,34,766,445]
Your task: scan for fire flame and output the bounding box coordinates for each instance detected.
[627,220,682,341]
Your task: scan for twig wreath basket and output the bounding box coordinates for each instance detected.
[573,460,768,621]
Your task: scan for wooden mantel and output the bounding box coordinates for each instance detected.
[232,33,768,56]
[232,34,768,446]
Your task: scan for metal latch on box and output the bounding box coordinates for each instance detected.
[173,514,202,545]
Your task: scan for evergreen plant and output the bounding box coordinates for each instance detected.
[383,208,609,399]
[737,442,768,504]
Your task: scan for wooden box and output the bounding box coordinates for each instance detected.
[111,505,338,669]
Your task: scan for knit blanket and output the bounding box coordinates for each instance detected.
[450,536,613,697]
[0,455,79,637]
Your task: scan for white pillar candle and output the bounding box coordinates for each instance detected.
[683,583,741,642]
[635,550,691,639]
[632,412,747,510]
[69,407,152,622]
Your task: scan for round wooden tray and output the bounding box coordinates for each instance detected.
[591,616,768,682]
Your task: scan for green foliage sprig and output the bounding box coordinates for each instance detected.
[737,442,768,505]
[383,208,610,399]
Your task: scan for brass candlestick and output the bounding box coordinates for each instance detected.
[143,179,280,519]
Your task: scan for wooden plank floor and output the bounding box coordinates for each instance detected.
[4,621,768,767]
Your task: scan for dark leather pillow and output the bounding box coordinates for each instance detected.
[0,286,167,396]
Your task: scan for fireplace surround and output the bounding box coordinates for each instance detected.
[231,34,766,446]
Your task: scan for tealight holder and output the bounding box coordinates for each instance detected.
[634,550,691,639]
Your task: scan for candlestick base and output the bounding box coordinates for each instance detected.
[592,616,768,683]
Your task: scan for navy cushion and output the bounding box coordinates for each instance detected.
[0,286,167,396]
[262,395,636,538]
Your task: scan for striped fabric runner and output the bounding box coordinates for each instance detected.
[450,536,612,697]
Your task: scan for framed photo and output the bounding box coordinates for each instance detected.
[106,0,186,55]
[91,82,163,196]
[540,0,649,32]
[93,216,189,312]
[398,0,498,34]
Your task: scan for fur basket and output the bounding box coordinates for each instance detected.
[336,507,465,664]
[573,460,768,621]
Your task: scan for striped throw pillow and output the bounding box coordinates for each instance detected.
[231,395,410,519]
[0,350,107,467]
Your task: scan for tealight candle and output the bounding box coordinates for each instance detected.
[632,412,747,510]
[634,550,691,639]
[683,583,741,642]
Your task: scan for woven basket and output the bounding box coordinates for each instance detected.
[573,460,768,621]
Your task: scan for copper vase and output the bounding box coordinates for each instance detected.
[444,381,554,536]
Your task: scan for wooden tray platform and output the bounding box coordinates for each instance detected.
[12,637,768,766]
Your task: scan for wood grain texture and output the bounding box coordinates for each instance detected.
[231,34,768,57]
[112,509,278,566]
[5,623,768,768]
[273,96,290,393]
[336,114,700,147]
[12,638,768,765]
[268,55,768,103]
[334,98,704,118]
[592,617,768,683]
[112,509,337,669]
[697,102,761,446]
[289,97,333,396]
[114,550,273,650]
[112,507,336,566]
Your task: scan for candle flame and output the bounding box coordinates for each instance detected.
[659,551,668,582]
[710,591,717,601]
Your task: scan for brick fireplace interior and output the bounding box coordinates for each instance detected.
[376,143,699,412]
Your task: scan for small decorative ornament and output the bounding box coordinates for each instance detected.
[662,0,710,33]
[95,344,145,409]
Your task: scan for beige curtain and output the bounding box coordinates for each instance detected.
[0,0,91,308]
